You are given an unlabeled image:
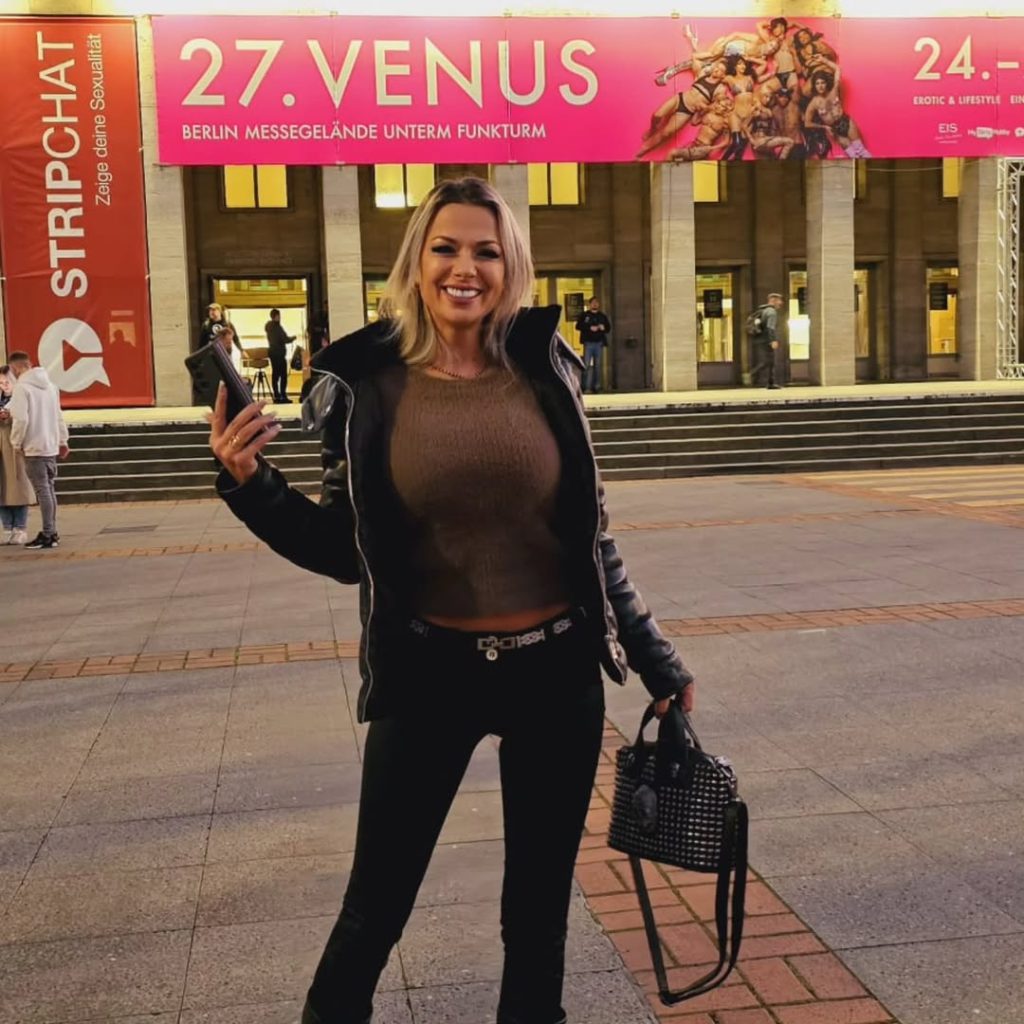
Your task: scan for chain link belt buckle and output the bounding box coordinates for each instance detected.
[477,628,548,662]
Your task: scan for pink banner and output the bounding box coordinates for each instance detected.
[153,15,1024,164]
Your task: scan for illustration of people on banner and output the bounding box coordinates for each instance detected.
[640,17,871,162]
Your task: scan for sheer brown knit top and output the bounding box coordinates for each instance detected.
[384,364,571,618]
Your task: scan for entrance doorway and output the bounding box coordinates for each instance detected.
[533,273,600,355]
[854,266,876,381]
[364,277,387,324]
[787,269,810,383]
[696,270,739,386]
[786,266,876,382]
[927,265,959,378]
[212,277,310,399]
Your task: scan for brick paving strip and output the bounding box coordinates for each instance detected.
[779,475,1024,529]
[578,720,898,1024]
[5,595,1024,684]
[1,509,930,563]
[8,541,261,562]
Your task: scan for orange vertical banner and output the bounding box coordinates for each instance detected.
[0,16,155,407]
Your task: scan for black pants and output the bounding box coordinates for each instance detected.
[270,350,288,400]
[305,614,605,1024]
[751,340,776,387]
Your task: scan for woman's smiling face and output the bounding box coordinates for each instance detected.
[418,202,505,340]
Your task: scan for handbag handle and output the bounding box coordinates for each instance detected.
[632,701,703,754]
[629,799,749,1005]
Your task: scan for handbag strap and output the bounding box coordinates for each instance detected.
[628,800,749,1005]
[633,702,703,753]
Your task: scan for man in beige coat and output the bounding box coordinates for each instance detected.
[0,363,34,544]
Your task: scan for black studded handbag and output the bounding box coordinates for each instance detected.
[608,702,748,1005]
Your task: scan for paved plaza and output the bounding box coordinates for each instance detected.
[3,465,1024,1024]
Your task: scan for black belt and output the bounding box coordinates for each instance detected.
[408,607,586,662]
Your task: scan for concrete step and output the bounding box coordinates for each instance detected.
[57,423,1024,481]
[56,393,1024,502]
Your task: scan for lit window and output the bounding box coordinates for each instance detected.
[854,159,868,200]
[693,161,723,203]
[374,164,435,208]
[256,165,288,208]
[528,164,582,206]
[406,164,435,205]
[223,165,289,209]
[549,163,580,204]
[942,157,962,199]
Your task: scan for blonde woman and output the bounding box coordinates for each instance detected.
[209,177,694,1024]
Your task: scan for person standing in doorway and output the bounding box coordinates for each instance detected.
[199,303,228,348]
[575,297,611,394]
[0,364,34,545]
[7,351,69,549]
[749,293,785,389]
[265,308,295,404]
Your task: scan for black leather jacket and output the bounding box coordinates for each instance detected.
[217,306,692,721]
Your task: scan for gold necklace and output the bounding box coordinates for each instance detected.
[429,362,486,380]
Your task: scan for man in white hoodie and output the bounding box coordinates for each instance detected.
[8,352,69,549]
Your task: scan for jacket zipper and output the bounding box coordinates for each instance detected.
[546,332,624,677]
[317,368,377,717]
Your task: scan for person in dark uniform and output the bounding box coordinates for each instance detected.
[264,307,295,403]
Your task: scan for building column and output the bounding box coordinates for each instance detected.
[322,166,365,339]
[753,162,788,381]
[805,161,856,386]
[649,162,697,392]
[958,157,999,380]
[753,162,788,301]
[136,19,192,407]
[488,165,531,252]
[611,164,647,391]
[889,160,927,380]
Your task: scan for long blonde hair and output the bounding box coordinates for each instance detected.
[379,176,534,367]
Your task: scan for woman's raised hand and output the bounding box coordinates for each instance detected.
[208,383,281,485]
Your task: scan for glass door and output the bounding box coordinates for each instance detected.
[535,273,603,380]
[696,270,739,386]
[212,276,309,398]
[854,266,876,381]
[787,267,876,383]
[927,265,959,378]
[364,277,387,324]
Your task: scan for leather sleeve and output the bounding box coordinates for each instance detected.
[216,378,360,584]
[556,341,694,699]
[597,476,694,699]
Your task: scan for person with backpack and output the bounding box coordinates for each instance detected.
[747,292,784,389]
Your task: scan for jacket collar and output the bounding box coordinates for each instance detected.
[310,305,564,387]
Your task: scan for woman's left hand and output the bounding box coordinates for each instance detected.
[655,681,695,718]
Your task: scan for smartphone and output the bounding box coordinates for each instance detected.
[184,341,257,424]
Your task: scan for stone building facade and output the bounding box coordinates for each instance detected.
[0,1,1018,406]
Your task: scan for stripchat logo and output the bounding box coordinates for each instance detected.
[37,318,111,392]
